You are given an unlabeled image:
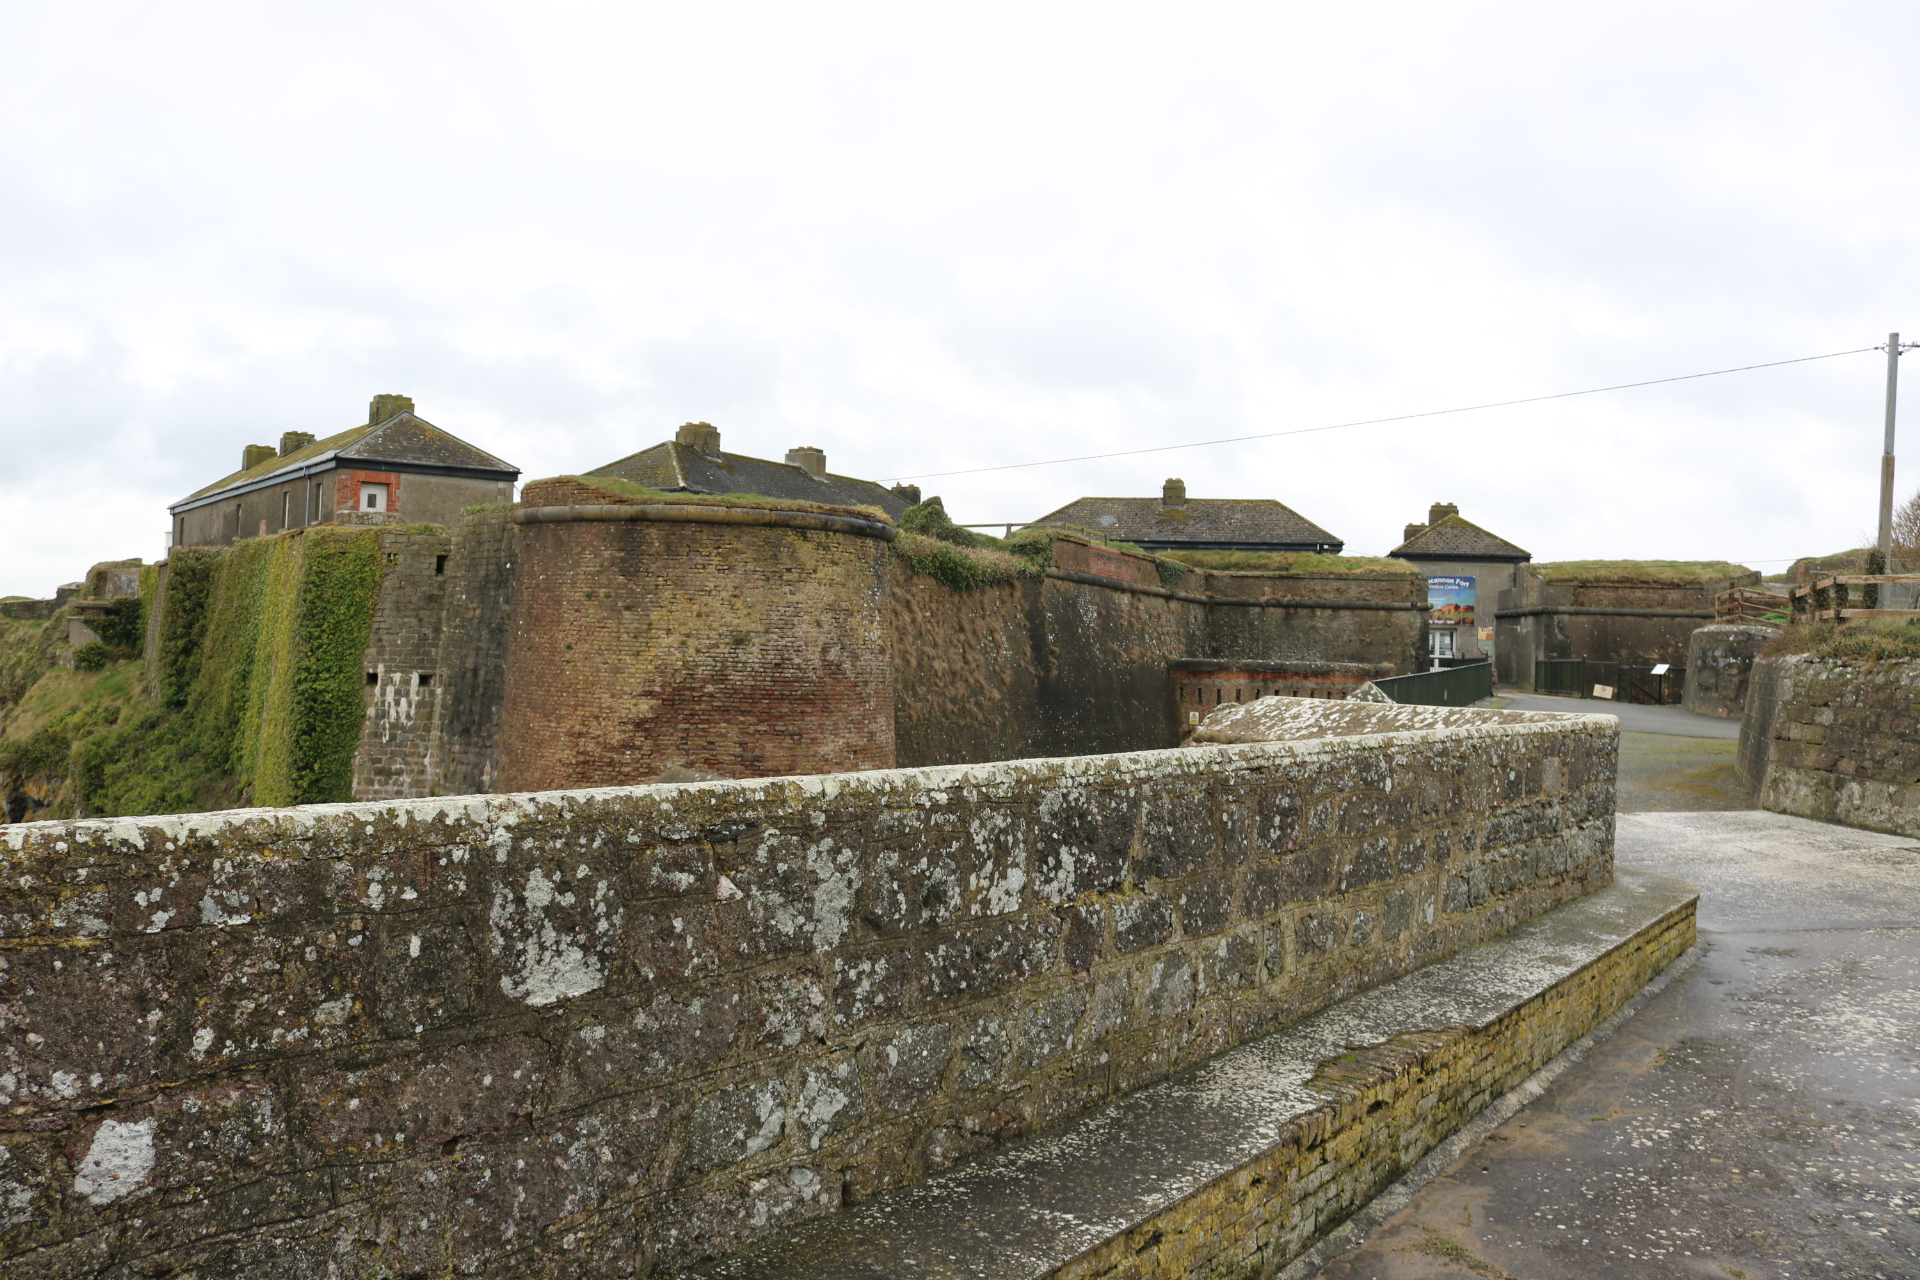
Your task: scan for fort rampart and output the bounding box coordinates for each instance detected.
[499,490,898,789]
[0,703,1613,1277]
[887,551,1424,768]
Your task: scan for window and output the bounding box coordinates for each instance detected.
[282,491,291,529]
[1429,629,1456,658]
[360,482,389,512]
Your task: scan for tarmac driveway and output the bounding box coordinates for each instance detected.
[1316,810,1920,1280]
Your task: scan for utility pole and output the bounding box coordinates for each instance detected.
[1880,332,1906,563]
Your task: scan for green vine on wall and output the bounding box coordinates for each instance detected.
[26,527,387,819]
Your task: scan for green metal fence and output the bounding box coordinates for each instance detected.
[1371,660,1495,707]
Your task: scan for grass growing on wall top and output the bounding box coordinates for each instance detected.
[1763,620,1920,663]
[529,475,893,523]
[1533,560,1754,586]
[890,532,1043,591]
[1159,549,1420,577]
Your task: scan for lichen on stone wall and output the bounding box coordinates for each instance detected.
[0,709,1618,1276]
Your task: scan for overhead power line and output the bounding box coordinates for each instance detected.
[885,345,1881,483]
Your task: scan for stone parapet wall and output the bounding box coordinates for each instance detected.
[1681,623,1776,720]
[701,869,1696,1279]
[0,704,1613,1277]
[1740,652,1920,837]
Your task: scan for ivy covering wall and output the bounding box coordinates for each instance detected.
[0,527,386,819]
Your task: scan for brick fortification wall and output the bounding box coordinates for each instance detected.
[1740,652,1920,837]
[888,552,1425,768]
[497,483,896,789]
[0,702,1614,1277]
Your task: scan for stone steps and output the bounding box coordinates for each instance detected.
[698,867,1696,1279]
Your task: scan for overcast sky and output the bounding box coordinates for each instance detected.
[3,3,1917,596]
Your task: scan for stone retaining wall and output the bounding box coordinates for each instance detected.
[0,703,1614,1276]
[1739,652,1920,837]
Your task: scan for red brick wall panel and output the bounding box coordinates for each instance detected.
[498,515,894,788]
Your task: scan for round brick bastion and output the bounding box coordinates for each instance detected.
[497,482,898,790]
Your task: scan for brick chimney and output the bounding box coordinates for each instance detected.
[891,483,922,506]
[785,446,827,478]
[675,422,722,456]
[1162,478,1187,507]
[242,444,276,471]
[1428,502,1460,526]
[279,431,316,457]
[369,394,414,424]
[1403,523,1427,543]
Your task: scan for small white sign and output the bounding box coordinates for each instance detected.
[1650,663,1671,676]
[1592,684,1616,700]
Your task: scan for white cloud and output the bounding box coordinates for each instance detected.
[2,1,1918,594]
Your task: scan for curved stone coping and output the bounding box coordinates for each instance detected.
[1044,566,1420,609]
[513,502,898,542]
[1,707,1617,851]
[698,868,1697,1279]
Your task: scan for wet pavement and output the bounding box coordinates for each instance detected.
[1316,811,1920,1280]
[1484,693,1750,814]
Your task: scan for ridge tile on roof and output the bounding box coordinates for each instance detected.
[1389,515,1530,560]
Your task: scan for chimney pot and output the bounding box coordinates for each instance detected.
[785,446,827,478]
[891,482,923,506]
[368,394,414,425]
[1162,478,1187,507]
[1428,501,1460,526]
[675,422,723,456]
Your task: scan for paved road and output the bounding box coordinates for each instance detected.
[1318,810,1920,1280]
[1487,691,1743,740]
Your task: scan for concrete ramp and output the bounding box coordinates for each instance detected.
[702,868,1696,1279]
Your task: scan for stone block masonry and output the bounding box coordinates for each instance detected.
[1740,652,1920,838]
[703,869,1696,1279]
[0,702,1613,1277]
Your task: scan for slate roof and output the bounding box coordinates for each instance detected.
[586,442,911,520]
[175,413,518,509]
[1024,497,1343,552]
[1389,515,1530,562]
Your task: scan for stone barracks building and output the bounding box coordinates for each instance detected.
[167,394,520,548]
